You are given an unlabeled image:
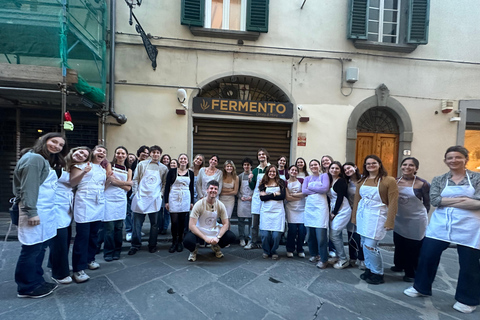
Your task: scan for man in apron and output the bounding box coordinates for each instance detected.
[183,180,236,261]
[245,148,270,250]
[128,145,168,255]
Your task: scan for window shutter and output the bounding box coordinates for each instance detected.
[347,0,369,40]
[407,0,430,44]
[181,0,204,27]
[246,0,269,33]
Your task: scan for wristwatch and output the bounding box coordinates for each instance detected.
[216,235,221,239]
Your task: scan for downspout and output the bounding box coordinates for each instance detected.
[108,0,127,124]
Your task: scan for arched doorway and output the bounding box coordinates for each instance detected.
[346,84,413,177]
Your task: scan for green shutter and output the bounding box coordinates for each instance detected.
[246,0,269,33]
[181,0,204,27]
[347,0,369,39]
[407,0,430,44]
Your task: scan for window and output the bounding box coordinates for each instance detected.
[181,0,269,40]
[348,0,430,52]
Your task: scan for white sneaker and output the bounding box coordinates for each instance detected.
[240,239,246,247]
[188,248,198,262]
[453,301,477,314]
[333,259,350,269]
[298,252,305,258]
[309,255,320,262]
[328,257,339,265]
[244,240,253,250]
[211,244,224,258]
[52,276,72,284]
[286,252,294,258]
[404,286,427,298]
[357,260,366,270]
[87,261,100,270]
[73,270,90,283]
[329,251,337,258]
[126,233,132,242]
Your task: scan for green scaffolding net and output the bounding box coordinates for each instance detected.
[0,0,107,104]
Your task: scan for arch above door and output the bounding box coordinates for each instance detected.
[346,84,413,170]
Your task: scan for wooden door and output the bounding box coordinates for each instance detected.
[356,133,399,177]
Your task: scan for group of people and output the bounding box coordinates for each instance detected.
[11,133,480,314]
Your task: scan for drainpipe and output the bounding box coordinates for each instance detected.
[108,0,127,125]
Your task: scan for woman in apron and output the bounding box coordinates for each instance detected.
[159,154,172,235]
[343,162,365,269]
[219,160,239,219]
[277,156,289,182]
[13,132,67,298]
[404,146,480,314]
[302,159,330,268]
[352,155,398,285]
[391,157,430,282]
[327,161,352,269]
[196,155,223,200]
[237,157,254,247]
[188,154,204,233]
[295,157,309,183]
[70,145,108,283]
[103,146,132,262]
[50,147,90,285]
[165,153,194,253]
[259,165,286,260]
[285,165,306,258]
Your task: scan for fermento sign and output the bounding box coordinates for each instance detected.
[193,97,293,119]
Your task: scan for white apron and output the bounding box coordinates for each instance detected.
[259,186,285,232]
[346,180,358,233]
[251,171,265,214]
[394,177,428,240]
[426,174,480,249]
[169,173,191,213]
[285,180,305,224]
[196,202,222,237]
[304,180,329,228]
[219,181,235,218]
[104,166,128,221]
[18,169,57,245]
[356,179,388,240]
[54,170,73,229]
[193,174,199,203]
[329,184,352,231]
[237,174,253,218]
[74,163,106,223]
[131,162,162,214]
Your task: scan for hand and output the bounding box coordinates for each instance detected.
[165,203,169,211]
[329,213,335,221]
[260,191,267,196]
[190,203,193,210]
[248,173,253,180]
[84,162,92,173]
[206,237,219,245]
[28,215,40,226]
[385,227,393,231]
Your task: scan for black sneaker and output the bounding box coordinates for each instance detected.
[176,242,184,252]
[390,266,403,272]
[128,248,138,255]
[360,269,371,280]
[17,282,58,299]
[148,246,157,253]
[168,243,177,253]
[366,273,385,285]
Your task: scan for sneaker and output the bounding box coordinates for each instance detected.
[149,246,157,253]
[357,260,366,270]
[349,259,357,267]
[298,252,306,258]
[211,244,224,258]
[73,270,90,283]
[390,265,403,272]
[453,301,477,314]
[328,257,339,265]
[366,273,384,285]
[240,239,246,247]
[272,254,279,260]
[309,255,320,262]
[128,248,138,255]
[286,252,294,258]
[17,282,58,299]
[188,248,198,262]
[316,261,327,269]
[244,240,254,250]
[168,243,177,253]
[104,256,113,262]
[403,275,415,283]
[403,286,427,298]
[52,276,72,284]
[360,269,371,280]
[333,259,350,269]
[262,253,269,259]
[87,261,100,270]
[125,232,132,242]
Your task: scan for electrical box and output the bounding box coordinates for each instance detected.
[346,67,359,83]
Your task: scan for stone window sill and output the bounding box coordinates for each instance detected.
[352,40,418,53]
[190,27,260,41]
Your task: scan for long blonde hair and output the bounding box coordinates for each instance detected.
[222,160,237,180]
[65,146,91,172]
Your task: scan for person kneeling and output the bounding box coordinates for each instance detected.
[183,180,236,261]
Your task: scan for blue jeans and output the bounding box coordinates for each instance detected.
[125,197,133,233]
[132,211,158,250]
[307,227,328,262]
[104,220,124,259]
[329,229,347,260]
[72,221,101,272]
[238,217,252,241]
[286,223,306,253]
[49,226,70,279]
[260,230,282,256]
[414,237,480,306]
[361,236,383,275]
[15,240,50,294]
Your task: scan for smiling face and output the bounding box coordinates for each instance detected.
[309,160,321,175]
[296,159,305,170]
[92,147,107,164]
[139,149,149,161]
[161,155,170,166]
[329,163,341,178]
[209,156,218,168]
[401,159,418,177]
[206,184,219,200]
[46,137,65,154]
[128,154,136,165]
[365,158,380,175]
[343,164,357,177]
[72,148,90,163]
[225,163,234,174]
[150,150,161,162]
[178,154,188,168]
[321,157,332,170]
[170,159,178,168]
[289,166,298,177]
[115,148,127,165]
[444,151,468,171]
[193,155,204,167]
[278,157,286,169]
[243,162,251,173]
[257,151,267,163]
[267,167,278,180]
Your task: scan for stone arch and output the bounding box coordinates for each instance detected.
[346,84,413,167]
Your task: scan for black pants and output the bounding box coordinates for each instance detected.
[347,231,364,261]
[183,230,236,252]
[393,231,423,278]
[49,226,71,279]
[170,212,187,243]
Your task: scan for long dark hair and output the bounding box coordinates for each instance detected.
[21,132,68,170]
[343,161,361,182]
[359,155,387,183]
[295,157,309,176]
[111,146,130,169]
[327,161,345,186]
[259,164,285,191]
